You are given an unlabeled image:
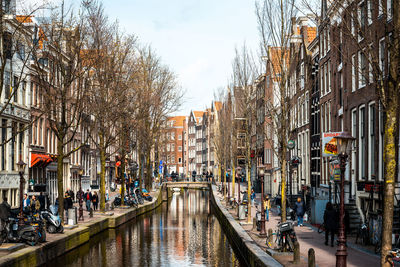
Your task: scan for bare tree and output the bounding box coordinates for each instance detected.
[30,0,90,221]
[256,0,297,222]
[84,0,137,212]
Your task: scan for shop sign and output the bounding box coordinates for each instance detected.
[322,132,341,157]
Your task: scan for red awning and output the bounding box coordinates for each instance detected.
[31,153,52,168]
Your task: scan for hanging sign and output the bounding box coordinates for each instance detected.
[322,132,341,157]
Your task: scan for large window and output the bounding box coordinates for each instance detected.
[1,119,6,171]
[359,106,366,179]
[368,103,375,179]
[352,55,356,92]
[359,51,367,88]
[379,38,385,77]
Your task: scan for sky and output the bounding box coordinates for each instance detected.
[103,0,260,115]
[23,0,260,115]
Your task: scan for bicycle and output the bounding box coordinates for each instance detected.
[265,220,297,252]
[355,222,369,246]
[386,249,400,267]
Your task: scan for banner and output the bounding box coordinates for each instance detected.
[322,132,341,157]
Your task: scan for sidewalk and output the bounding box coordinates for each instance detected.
[217,182,384,267]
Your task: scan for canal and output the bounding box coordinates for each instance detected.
[43,189,243,267]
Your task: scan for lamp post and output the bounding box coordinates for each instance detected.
[17,159,27,226]
[335,132,355,267]
[259,167,266,236]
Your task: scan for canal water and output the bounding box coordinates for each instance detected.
[44,189,243,267]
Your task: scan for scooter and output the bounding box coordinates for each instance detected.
[40,205,63,233]
[134,188,144,205]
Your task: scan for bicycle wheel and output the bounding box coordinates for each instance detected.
[318,224,325,234]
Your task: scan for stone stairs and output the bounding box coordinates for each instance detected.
[345,199,362,234]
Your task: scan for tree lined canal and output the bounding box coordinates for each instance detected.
[44,189,243,267]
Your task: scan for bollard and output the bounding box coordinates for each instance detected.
[268,228,273,243]
[293,241,300,263]
[308,248,315,267]
[111,202,115,210]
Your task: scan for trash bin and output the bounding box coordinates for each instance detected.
[68,208,77,225]
[238,205,246,220]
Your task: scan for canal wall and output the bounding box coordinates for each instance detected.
[0,185,171,267]
[209,185,282,267]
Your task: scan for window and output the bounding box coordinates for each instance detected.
[265,148,272,164]
[167,144,170,152]
[171,144,175,152]
[327,61,331,93]
[359,106,366,179]
[178,157,182,163]
[358,2,366,40]
[321,64,325,95]
[171,132,175,140]
[11,122,16,171]
[17,42,25,60]
[379,0,383,16]
[300,62,304,89]
[367,0,373,24]
[39,118,43,146]
[13,76,18,102]
[1,119,6,170]
[368,103,375,179]
[387,0,393,20]
[327,26,330,51]
[352,55,356,92]
[19,124,24,160]
[4,71,10,100]
[3,0,11,13]
[378,102,384,181]
[178,135,182,140]
[325,63,328,95]
[178,146,182,152]
[21,80,26,105]
[379,38,385,77]
[359,51,367,88]
[3,32,12,59]
[171,156,175,164]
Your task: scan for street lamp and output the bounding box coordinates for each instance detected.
[17,159,27,226]
[335,131,355,267]
[259,167,266,236]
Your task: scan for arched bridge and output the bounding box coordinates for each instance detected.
[164,181,210,189]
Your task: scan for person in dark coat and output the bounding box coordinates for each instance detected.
[64,193,73,221]
[92,191,99,211]
[294,197,305,226]
[324,202,337,247]
[38,192,45,211]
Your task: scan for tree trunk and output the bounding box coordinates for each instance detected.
[381,4,400,264]
[99,132,106,212]
[281,150,287,222]
[146,151,151,190]
[57,139,65,223]
[381,98,398,266]
[120,151,126,206]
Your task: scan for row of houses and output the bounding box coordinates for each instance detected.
[162,0,399,231]
[0,2,126,207]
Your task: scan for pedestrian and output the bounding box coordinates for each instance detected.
[323,202,337,247]
[106,189,109,202]
[92,191,98,211]
[38,192,45,211]
[23,194,30,212]
[31,195,40,214]
[64,192,73,221]
[294,197,305,226]
[264,195,271,221]
[250,189,256,206]
[84,189,92,211]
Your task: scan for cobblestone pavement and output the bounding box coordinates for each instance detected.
[216,182,387,267]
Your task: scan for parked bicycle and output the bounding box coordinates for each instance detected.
[355,221,369,246]
[266,220,297,252]
[386,249,400,267]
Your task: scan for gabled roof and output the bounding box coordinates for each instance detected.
[192,111,204,123]
[168,116,186,127]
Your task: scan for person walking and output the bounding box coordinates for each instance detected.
[294,197,305,226]
[323,202,337,247]
[250,189,256,206]
[38,192,45,211]
[31,195,40,214]
[84,189,92,211]
[264,195,271,221]
[64,192,73,222]
[92,191,99,211]
[23,194,30,212]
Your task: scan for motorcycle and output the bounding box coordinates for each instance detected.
[40,205,63,234]
[141,189,153,202]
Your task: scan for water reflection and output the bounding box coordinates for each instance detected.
[44,189,242,267]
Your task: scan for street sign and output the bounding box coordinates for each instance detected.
[288,140,295,150]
